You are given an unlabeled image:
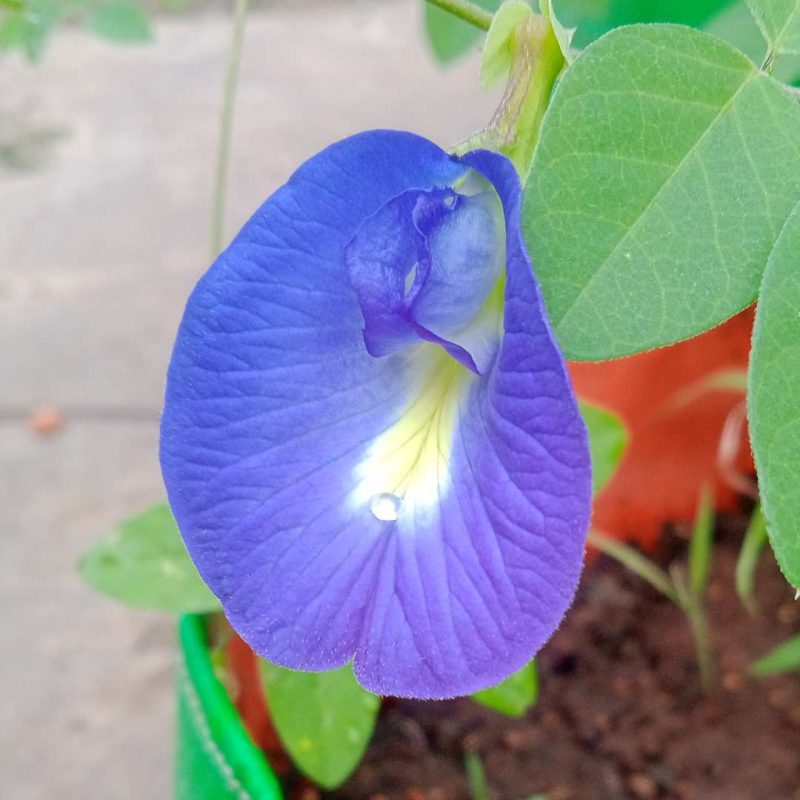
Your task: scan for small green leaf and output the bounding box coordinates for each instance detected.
[735,504,769,614]
[86,1,152,43]
[751,634,800,676]
[688,487,715,599]
[471,660,538,716]
[0,0,60,62]
[749,201,800,591]
[580,401,628,495]
[480,0,533,88]
[746,0,800,56]
[258,661,380,789]
[423,0,501,65]
[524,24,800,360]
[78,504,220,613]
[0,13,28,49]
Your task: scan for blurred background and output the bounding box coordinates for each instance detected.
[0,2,496,797]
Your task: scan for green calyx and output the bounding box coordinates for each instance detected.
[459,0,567,178]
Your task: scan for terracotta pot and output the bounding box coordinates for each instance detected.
[569,308,754,549]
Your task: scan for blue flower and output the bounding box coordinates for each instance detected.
[160,131,591,699]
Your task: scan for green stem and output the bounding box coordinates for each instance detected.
[688,603,715,692]
[464,751,490,800]
[591,530,716,692]
[425,0,493,31]
[0,0,23,9]
[211,0,249,257]
[671,566,715,693]
[587,530,681,607]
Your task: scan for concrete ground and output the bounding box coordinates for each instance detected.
[0,3,494,798]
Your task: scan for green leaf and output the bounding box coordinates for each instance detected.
[746,0,800,56]
[480,0,533,88]
[542,0,577,63]
[471,660,538,716]
[708,1,800,84]
[78,504,220,613]
[749,200,800,590]
[0,0,60,62]
[555,0,734,49]
[735,504,769,614]
[423,0,501,65]
[0,13,28,50]
[524,24,800,360]
[580,401,628,495]
[751,634,800,676]
[465,751,490,800]
[86,1,152,43]
[258,661,380,789]
[688,487,715,598]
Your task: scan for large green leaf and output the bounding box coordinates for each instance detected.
[471,660,538,716]
[422,0,736,67]
[423,0,501,64]
[557,0,734,48]
[78,504,220,612]
[748,201,800,590]
[580,401,628,494]
[746,0,800,56]
[707,2,800,84]
[524,24,800,360]
[258,662,380,789]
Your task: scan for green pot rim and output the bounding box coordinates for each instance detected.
[178,613,284,800]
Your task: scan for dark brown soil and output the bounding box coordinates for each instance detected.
[326,516,800,800]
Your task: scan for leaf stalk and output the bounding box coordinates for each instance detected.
[211,0,249,257]
[425,0,493,31]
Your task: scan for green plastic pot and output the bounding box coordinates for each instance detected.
[176,615,284,800]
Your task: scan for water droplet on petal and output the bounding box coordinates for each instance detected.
[370,492,402,522]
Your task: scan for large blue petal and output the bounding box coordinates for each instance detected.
[160,132,591,699]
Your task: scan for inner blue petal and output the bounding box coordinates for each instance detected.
[344,186,504,373]
[410,190,504,335]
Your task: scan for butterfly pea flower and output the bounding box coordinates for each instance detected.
[160,131,591,699]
